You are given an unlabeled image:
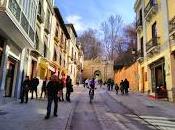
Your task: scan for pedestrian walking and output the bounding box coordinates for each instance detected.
[111,79,114,91]
[124,79,129,95]
[59,74,66,101]
[45,75,61,119]
[66,76,73,102]
[85,78,89,88]
[31,76,39,99]
[107,78,111,91]
[115,83,119,95]
[120,80,124,95]
[20,76,30,103]
[40,78,47,98]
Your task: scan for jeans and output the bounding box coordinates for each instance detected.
[21,90,28,103]
[46,96,58,117]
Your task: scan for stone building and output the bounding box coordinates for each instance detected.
[83,59,114,82]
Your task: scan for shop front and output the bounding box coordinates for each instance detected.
[38,58,49,80]
[149,58,167,99]
[29,50,41,79]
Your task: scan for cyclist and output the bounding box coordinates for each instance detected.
[88,78,96,103]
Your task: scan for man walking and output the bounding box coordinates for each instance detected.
[66,76,73,102]
[31,76,39,99]
[20,76,30,103]
[124,79,129,95]
[45,75,60,119]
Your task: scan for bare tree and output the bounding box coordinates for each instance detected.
[79,29,102,60]
[114,23,137,68]
[101,15,123,60]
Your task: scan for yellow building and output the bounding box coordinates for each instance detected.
[135,0,175,101]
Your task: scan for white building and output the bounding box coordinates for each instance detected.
[0,0,39,98]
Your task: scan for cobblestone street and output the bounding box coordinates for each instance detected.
[1,86,175,130]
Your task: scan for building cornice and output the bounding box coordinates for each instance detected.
[54,7,70,39]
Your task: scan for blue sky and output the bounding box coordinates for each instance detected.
[55,0,135,34]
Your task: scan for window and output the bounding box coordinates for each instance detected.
[53,49,57,61]
[59,55,62,66]
[139,9,142,24]
[152,22,157,38]
[152,22,157,45]
[140,37,144,57]
[44,43,47,57]
[72,47,74,58]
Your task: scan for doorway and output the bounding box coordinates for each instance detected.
[0,38,4,66]
[31,60,37,79]
[141,67,145,93]
[5,57,17,97]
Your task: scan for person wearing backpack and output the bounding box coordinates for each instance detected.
[66,76,73,102]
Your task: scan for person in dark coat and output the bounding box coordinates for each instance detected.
[110,79,114,91]
[40,78,47,98]
[115,83,119,95]
[20,76,30,103]
[120,80,124,95]
[107,78,111,91]
[31,77,39,99]
[124,79,129,95]
[45,75,61,119]
[66,76,73,102]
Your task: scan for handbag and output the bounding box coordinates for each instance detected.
[70,85,73,92]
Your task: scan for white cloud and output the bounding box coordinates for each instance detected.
[65,15,88,33]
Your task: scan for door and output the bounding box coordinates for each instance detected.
[141,67,145,93]
[5,57,16,97]
[31,60,37,78]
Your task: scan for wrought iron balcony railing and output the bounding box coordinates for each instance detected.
[137,49,144,58]
[146,37,160,51]
[37,8,45,23]
[144,0,158,21]
[136,18,143,31]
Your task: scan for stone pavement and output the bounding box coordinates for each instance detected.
[0,85,84,130]
[108,90,175,130]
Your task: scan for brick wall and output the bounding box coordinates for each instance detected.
[114,62,139,92]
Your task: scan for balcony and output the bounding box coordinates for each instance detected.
[137,49,144,63]
[44,20,50,34]
[0,0,35,48]
[144,0,158,21]
[37,8,45,23]
[146,37,160,56]
[136,18,143,32]
[169,16,175,39]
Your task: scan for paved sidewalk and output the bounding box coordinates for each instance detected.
[108,90,175,130]
[0,85,84,130]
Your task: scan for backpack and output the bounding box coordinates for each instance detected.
[90,80,95,87]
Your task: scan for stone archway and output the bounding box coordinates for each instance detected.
[83,59,114,82]
[94,70,102,80]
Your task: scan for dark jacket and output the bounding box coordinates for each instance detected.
[22,79,31,92]
[31,78,39,87]
[66,78,72,92]
[46,81,61,97]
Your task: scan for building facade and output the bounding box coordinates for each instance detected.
[0,0,84,101]
[66,24,80,84]
[135,0,175,101]
[0,0,38,98]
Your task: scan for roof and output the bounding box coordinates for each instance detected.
[65,24,78,37]
[54,7,70,39]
